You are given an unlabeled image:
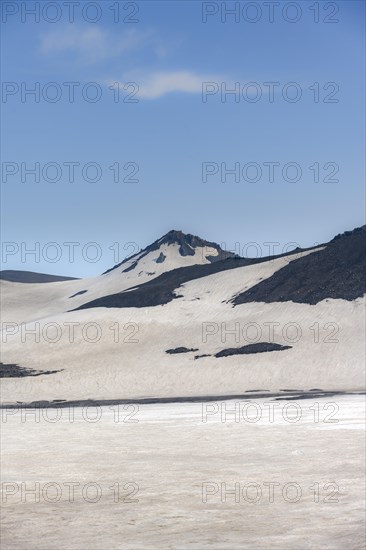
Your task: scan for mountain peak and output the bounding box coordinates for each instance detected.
[147,229,239,262]
[163,229,184,237]
[103,229,237,275]
[158,229,220,250]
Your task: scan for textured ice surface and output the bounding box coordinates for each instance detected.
[1,395,365,549]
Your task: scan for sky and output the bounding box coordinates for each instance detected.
[1,0,365,277]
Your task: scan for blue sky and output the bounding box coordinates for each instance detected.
[1,0,365,276]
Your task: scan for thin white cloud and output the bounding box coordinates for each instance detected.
[111,70,221,99]
[40,26,155,64]
[41,28,223,99]
[139,71,209,99]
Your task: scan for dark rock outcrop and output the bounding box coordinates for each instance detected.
[166,347,199,354]
[0,363,60,378]
[69,290,87,298]
[214,342,292,358]
[233,226,366,305]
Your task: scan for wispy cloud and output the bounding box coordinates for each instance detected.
[40,26,158,65]
[41,27,222,99]
[111,70,222,99]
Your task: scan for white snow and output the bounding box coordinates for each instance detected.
[1,395,365,549]
[1,242,365,549]
[1,247,364,404]
[0,243,221,324]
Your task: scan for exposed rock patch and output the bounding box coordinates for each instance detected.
[0,363,60,378]
[234,226,366,305]
[69,290,87,298]
[214,342,292,358]
[166,347,199,354]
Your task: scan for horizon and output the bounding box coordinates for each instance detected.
[1,221,364,278]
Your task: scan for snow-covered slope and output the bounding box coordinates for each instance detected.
[0,230,236,324]
[1,226,365,404]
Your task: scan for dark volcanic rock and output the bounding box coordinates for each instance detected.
[214,342,292,358]
[69,290,87,298]
[166,347,199,354]
[155,252,166,263]
[233,225,366,305]
[0,270,78,283]
[0,363,60,378]
[74,246,313,311]
[155,230,237,261]
[6,390,358,409]
[121,261,138,273]
[5,390,358,409]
